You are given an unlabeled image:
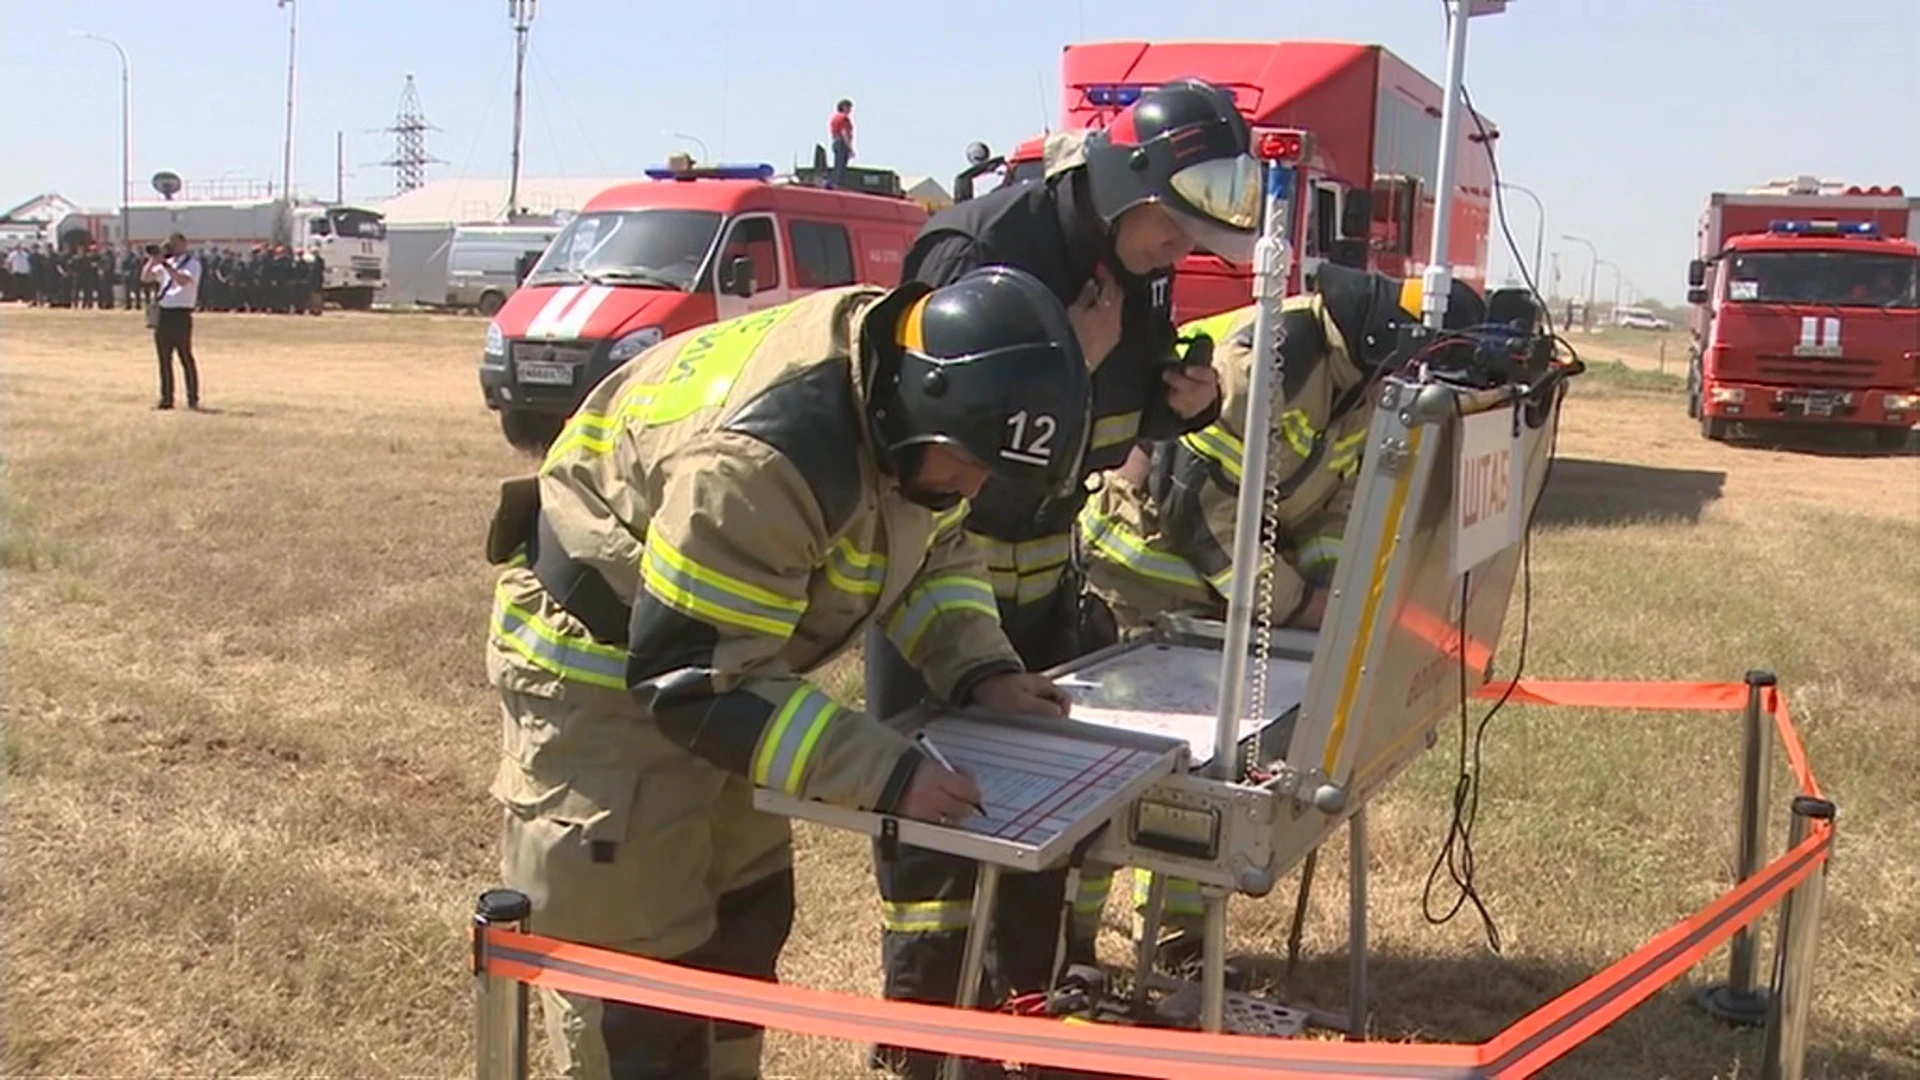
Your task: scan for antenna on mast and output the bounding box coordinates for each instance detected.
[507,0,538,217]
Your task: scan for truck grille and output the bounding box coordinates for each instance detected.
[354,268,383,281]
[511,342,598,366]
[1753,354,1885,388]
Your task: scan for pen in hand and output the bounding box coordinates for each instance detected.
[913,732,988,819]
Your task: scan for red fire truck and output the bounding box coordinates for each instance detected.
[1685,177,1920,449]
[955,40,1498,324]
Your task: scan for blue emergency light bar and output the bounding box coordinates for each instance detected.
[1767,219,1880,237]
[644,163,775,181]
[1084,85,1145,107]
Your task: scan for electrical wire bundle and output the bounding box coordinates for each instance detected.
[1417,49,1585,955]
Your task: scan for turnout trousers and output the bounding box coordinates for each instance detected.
[866,564,1117,1079]
[496,686,795,1080]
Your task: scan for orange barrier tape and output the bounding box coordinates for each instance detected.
[485,929,1487,1079]
[1476,827,1830,1077]
[1473,679,1821,795]
[477,678,1831,1079]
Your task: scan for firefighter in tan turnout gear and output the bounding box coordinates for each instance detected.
[1078,263,1489,939]
[483,265,1089,1080]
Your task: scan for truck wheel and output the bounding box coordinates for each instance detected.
[333,287,375,311]
[1700,413,1730,442]
[477,291,506,317]
[1872,425,1913,453]
[500,409,562,455]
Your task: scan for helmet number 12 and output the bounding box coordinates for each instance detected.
[1002,410,1056,467]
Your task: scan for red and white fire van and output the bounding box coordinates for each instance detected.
[479,162,927,451]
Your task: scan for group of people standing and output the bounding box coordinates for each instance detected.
[3,241,326,314]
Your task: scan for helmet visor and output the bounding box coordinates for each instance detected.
[1166,154,1261,262]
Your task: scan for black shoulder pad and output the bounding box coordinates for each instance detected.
[1316,263,1415,371]
[1277,307,1331,401]
[722,357,865,535]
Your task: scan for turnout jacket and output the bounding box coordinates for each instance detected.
[1078,289,1375,624]
[485,286,1022,815]
[900,132,1220,609]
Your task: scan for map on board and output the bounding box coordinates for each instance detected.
[1054,643,1312,767]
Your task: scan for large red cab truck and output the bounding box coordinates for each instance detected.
[956,40,1497,325]
[1686,176,1920,449]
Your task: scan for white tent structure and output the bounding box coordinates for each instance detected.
[376,176,630,227]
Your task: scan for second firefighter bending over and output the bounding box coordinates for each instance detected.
[863,79,1262,1080]
[483,265,1089,1080]
[1082,263,1491,633]
[1078,264,1489,939]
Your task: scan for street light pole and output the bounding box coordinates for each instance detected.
[74,32,131,246]
[1563,233,1599,331]
[278,0,298,202]
[1497,181,1545,292]
[1597,258,1621,321]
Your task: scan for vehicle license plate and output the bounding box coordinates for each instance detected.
[517,360,575,386]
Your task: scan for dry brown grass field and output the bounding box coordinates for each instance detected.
[2,307,1915,1078]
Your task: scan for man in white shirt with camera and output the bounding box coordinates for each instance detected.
[143,232,203,411]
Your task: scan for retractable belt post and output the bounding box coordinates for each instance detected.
[1698,669,1777,1026]
[474,888,533,1080]
[1762,795,1836,1080]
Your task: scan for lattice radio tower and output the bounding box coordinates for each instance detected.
[379,74,445,194]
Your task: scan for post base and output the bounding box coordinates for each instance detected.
[1696,982,1770,1027]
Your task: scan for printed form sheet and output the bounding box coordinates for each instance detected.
[916,714,1172,851]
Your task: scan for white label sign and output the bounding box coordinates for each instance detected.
[1452,406,1524,575]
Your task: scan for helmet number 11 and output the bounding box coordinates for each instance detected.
[1002,410,1057,466]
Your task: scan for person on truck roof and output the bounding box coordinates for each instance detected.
[864,76,1258,1080]
[483,265,1088,1080]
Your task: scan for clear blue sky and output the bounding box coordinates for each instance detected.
[6,0,1916,303]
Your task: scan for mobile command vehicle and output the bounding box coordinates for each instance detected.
[123,198,389,309]
[1686,176,1920,449]
[955,39,1496,324]
[479,161,927,451]
[448,224,563,315]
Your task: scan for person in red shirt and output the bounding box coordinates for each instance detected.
[829,99,854,188]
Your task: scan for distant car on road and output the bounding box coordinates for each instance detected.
[1615,306,1674,331]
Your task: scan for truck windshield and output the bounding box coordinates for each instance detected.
[1724,251,1919,309]
[328,208,387,240]
[526,210,722,291]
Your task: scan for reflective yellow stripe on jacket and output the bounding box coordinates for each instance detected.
[749,684,841,795]
[886,575,998,661]
[489,585,628,691]
[823,537,886,597]
[543,301,802,468]
[1326,427,1367,478]
[1077,501,1205,591]
[1091,409,1143,452]
[642,531,806,639]
[881,899,973,935]
[979,533,1072,606]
